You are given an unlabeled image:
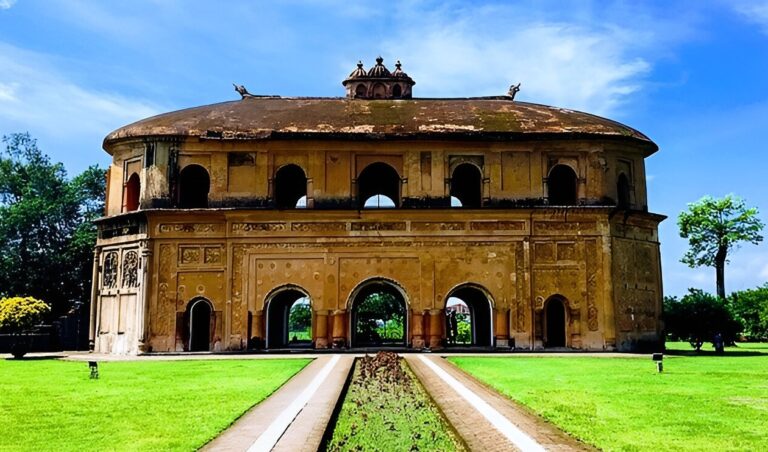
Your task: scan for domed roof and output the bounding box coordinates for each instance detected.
[367,56,391,77]
[391,60,409,78]
[347,61,366,79]
[104,97,657,155]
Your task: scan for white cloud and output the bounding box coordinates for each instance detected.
[377,5,661,117]
[733,1,768,34]
[0,0,17,10]
[0,43,160,142]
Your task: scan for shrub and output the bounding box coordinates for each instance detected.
[0,296,50,334]
[730,284,768,341]
[663,289,741,350]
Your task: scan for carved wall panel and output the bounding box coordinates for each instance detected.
[103,252,118,289]
[121,250,139,288]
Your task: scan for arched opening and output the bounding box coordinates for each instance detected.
[178,164,210,208]
[266,287,312,349]
[274,164,307,209]
[355,84,367,98]
[372,83,386,99]
[445,285,493,347]
[617,173,631,209]
[392,84,402,98]
[188,298,212,352]
[450,163,482,208]
[547,164,578,206]
[295,195,308,208]
[350,280,407,347]
[450,196,462,207]
[357,162,400,209]
[544,296,567,348]
[123,172,140,212]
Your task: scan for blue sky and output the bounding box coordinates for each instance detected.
[1,0,766,296]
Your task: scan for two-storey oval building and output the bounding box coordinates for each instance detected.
[90,58,664,354]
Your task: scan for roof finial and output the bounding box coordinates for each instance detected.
[376,55,384,65]
[508,82,521,101]
[357,60,363,69]
[395,60,402,70]
[233,83,254,99]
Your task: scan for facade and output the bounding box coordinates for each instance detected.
[89,58,664,354]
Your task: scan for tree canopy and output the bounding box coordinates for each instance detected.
[678,195,764,299]
[0,133,104,318]
[663,289,742,350]
[730,284,768,341]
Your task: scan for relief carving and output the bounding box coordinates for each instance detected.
[204,247,222,264]
[411,222,465,231]
[103,252,118,289]
[155,244,175,337]
[232,222,287,232]
[534,242,555,263]
[350,222,406,231]
[121,250,139,288]
[180,247,201,265]
[159,223,220,233]
[585,240,598,331]
[469,221,525,231]
[557,242,577,261]
[535,221,597,234]
[515,243,526,331]
[291,222,348,232]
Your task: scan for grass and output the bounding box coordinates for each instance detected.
[449,343,768,451]
[0,358,309,451]
[326,353,465,452]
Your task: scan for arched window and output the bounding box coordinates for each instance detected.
[392,84,402,98]
[178,164,210,208]
[358,162,400,209]
[372,83,386,99]
[274,164,307,209]
[450,163,482,208]
[123,172,140,212]
[547,164,578,206]
[187,298,213,352]
[355,84,367,98]
[617,173,631,209]
[266,287,312,349]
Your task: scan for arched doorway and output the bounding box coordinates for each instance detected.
[450,163,482,208]
[445,285,493,346]
[617,173,631,209]
[350,280,407,347]
[544,296,567,348]
[124,172,140,212]
[188,298,212,351]
[274,164,307,209]
[357,162,400,209]
[178,164,210,208]
[547,164,578,206]
[265,287,312,349]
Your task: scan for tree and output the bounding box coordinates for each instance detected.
[678,195,764,299]
[0,133,105,318]
[288,300,311,339]
[663,289,742,350]
[730,284,768,341]
[0,296,50,358]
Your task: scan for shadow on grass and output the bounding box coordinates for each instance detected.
[3,354,64,361]
[664,347,767,358]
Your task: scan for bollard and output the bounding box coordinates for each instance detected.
[88,361,99,379]
[652,353,663,373]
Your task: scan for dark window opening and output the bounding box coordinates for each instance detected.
[392,84,402,98]
[123,173,140,212]
[355,84,367,98]
[189,299,212,352]
[372,83,386,99]
[545,297,566,348]
[144,143,155,167]
[450,163,483,208]
[358,162,400,209]
[351,282,406,347]
[274,164,308,209]
[617,173,631,209]
[445,286,493,346]
[547,164,578,206]
[178,164,210,208]
[266,289,312,349]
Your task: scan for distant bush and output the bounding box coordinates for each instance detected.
[730,284,768,341]
[0,296,50,358]
[663,289,741,350]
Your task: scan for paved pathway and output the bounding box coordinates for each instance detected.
[202,355,353,452]
[405,354,593,452]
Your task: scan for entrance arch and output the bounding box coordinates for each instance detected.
[178,164,210,208]
[445,284,493,346]
[349,279,408,347]
[544,296,567,348]
[188,298,212,351]
[265,286,312,349]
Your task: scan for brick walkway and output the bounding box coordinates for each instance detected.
[404,354,593,452]
[202,355,353,452]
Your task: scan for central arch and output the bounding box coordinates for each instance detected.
[445,284,493,347]
[349,279,408,347]
[274,164,307,209]
[544,296,567,348]
[357,162,400,209]
[178,164,210,208]
[547,164,578,206]
[450,163,482,208]
[265,286,312,349]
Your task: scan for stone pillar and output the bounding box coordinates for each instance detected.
[411,310,425,348]
[331,309,347,348]
[137,241,152,353]
[88,248,101,351]
[428,308,444,349]
[315,310,329,349]
[495,307,510,348]
[252,310,264,348]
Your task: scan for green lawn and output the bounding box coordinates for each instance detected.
[0,358,309,451]
[450,344,768,451]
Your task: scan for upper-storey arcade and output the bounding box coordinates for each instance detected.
[104,101,656,217]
